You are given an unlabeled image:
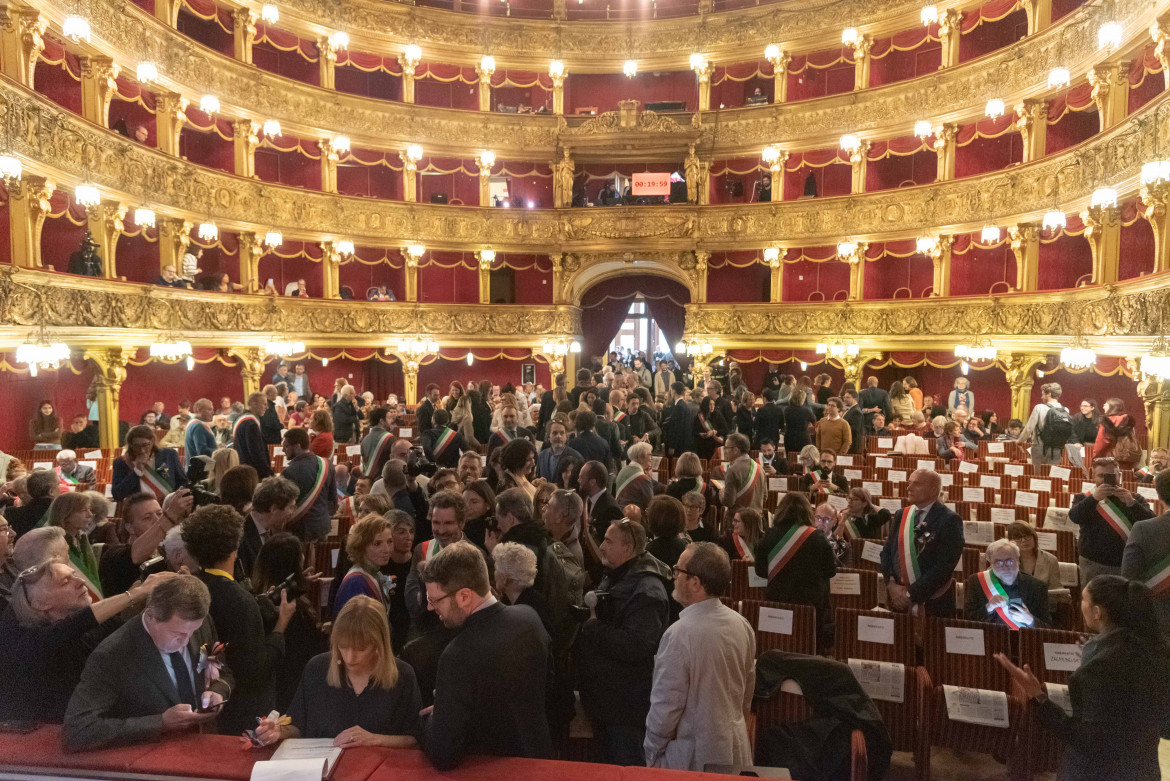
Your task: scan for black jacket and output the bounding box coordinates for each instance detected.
[962,570,1051,628]
[755,651,892,781]
[416,399,436,437]
[571,431,612,469]
[843,404,865,455]
[755,523,838,649]
[472,399,492,445]
[573,553,671,727]
[858,387,892,424]
[661,399,696,456]
[784,403,816,453]
[754,402,784,449]
[6,495,53,538]
[235,516,263,583]
[232,416,273,479]
[586,489,625,542]
[1069,493,1154,567]
[260,401,283,446]
[422,426,465,468]
[332,399,361,444]
[424,601,552,770]
[879,503,964,615]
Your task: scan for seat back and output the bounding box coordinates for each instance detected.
[829,568,880,612]
[739,599,816,656]
[834,608,916,751]
[922,617,1014,693]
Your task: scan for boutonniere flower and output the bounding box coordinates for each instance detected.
[197,642,227,687]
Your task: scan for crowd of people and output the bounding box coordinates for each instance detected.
[1,352,1169,779]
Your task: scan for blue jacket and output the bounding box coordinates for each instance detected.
[536,445,582,483]
[184,420,217,467]
[879,502,963,614]
[111,447,189,501]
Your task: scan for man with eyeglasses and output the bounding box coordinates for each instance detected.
[963,538,1050,629]
[420,540,551,770]
[404,491,467,638]
[645,542,753,770]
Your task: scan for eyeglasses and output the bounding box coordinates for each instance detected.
[992,559,1019,568]
[426,590,456,608]
[671,565,693,578]
[16,561,54,603]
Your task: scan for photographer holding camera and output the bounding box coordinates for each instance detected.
[98,489,194,596]
[573,518,671,766]
[1070,457,1154,582]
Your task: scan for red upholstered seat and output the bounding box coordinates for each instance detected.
[128,733,276,780]
[0,723,155,772]
[366,754,621,781]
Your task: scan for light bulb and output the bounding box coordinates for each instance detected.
[762,145,780,164]
[1047,67,1070,89]
[198,222,218,241]
[480,55,496,73]
[62,15,91,42]
[262,119,281,138]
[328,31,348,50]
[407,244,426,258]
[837,240,858,258]
[763,247,780,263]
[337,240,354,256]
[479,150,496,168]
[689,53,706,71]
[548,60,564,78]
[839,134,861,153]
[623,60,637,78]
[1097,21,1122,50]
[1141,160,1170,185]
[764,44,780,62]
[0,155,22,181]
[332,135,350,153]
[480,249,496,263]
[981,225,1001,242]
[264,231,282,248]
[404,44,422,63]
[985,98,1005,119]
[1090,187,1117,209]
[133,207,155,227]
[74,184,100,208]
[920,4,938,24]
[1042,211,1066,231]
[406,144,423,162]
[916,236,938,253]
[260,4,279,22]
[199,94,220,114]
[136,62,159,84]
[841,27,860,46]
[914,120,933,138]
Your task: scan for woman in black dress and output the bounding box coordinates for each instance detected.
[693,396,726,461]
[783,388,816,453]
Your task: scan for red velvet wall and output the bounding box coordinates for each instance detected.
[115,233,159,283]
[108,99,157,148]
[507,169,554,208]
[257,251,323,297]
[866,148,935,190]
[34,60,82,115]
[784,163,851,199]
[786,55,855,102]
[252,41,319,86]
[179,126,235,174]
[869,41,941,85]
[254,146,320,191]
[0,194,12,265]
[338,261,405,300]
[1130,69,1165,113]
[959,10,1027,62]
[955,133,1022,178]
[417,253,477,303]
[510,256,554,304]
[950,240,1015,296]
[1038,230,1092,290]
[335,67,403,102]
[189,234,240,289]
[864,252,934,300]
[420,164,479,205]
[710,74,772,110]
[1119,216,1156,281]
[417,355,550,392]
[782,257,850,302]
[492,85,552,112]
[706,261,770,303]
[176,8,234,56]
[337,160,401,200]
[1046,108,1099,155]
[118,357,247,425]
[1051,0,1084,22]
[564,72,697,114]
[40,209,87,273]
[872,363,1010,419]
[0,357,93,452]
[414,79,478,111]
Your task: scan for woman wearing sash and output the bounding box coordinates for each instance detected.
[111,424,188,501]
[837,487,892,541]
[46,492,103,600]
[753,492,838,650]
[996,575,1170,781]
[334,515,396,617]
[692,397,726,461]
[720,507,764,563]
[666,452,720,511]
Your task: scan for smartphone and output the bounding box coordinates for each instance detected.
[1102,473,1119,486]
[197,699,227,714]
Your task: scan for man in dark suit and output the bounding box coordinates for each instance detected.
[235,476,299,582]
[841,389,865,455]
[880,469,964,616]
[579,460,623,542]
[858,377,892,430]
[963,538,1050,628]
[538,374,566,434]
[422,541,552,770]
[569,368,595,408]
[660,382,696,457]
[63,575,234,752]
[417,384,441,437]
[570,410,612,469]
[753,388,784,449]
[422,409,466,469]
[232,392,273,479]
[592,400,624,466]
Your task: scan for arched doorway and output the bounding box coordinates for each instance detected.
[578,274,690,363]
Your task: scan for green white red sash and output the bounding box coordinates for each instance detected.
[421,538,442,563]
[766,525,817,578]
[139,463,174,501]
[843,517,863,540]
[338,495,354,520]
[733,458,763,506]
[497,428,515,443]
[897,506,922,586]
[289,455,329,522]
[699,415,723,445]
[1145,551,1170,596]
[613,410,628,424]
[57,468,79,491]
[732,533,750,559]
[232,414,259,441]
[433,427,457,459]
[1096,497,1132,540]
[976,569,1022,630]
[617,471,649,498]
[363,430,394,476]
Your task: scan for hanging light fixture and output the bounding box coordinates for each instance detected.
[920,4,938,24]
[815,340,860,358]
[407,244,426,259]
[16,328,70,377]
[1042,211,1067,231]
[337,239,355,256]
[841,27,860,46]
[1047,67,1070,89]
[914,120,933,139]
[764,44,780,61]
[1141,160,1170,185]
[1090,187,1118,209]
[260,4,279,23]
[689,53,707,71]
[404,44,422,63]
[264,339,305,357]
[198,222,218,241]
[1097,21,1122,50]
[981,225,1001,242]
[199,94,220,114]
[467,353,474,365]
[263,231,282,248]
[916,235,939,253]
[836,240,858,258]
[405,144,423,163]
[839,134,861,153]
[136,62,159,84]
[262,119,281,139]
[1060,340,1097,369]
[479,55,496,74]
[477,150,496,169]
[762,247,781,264]
[149,337,193,361]
[548,60,564,78]
[62,15,91,42]
[954,339,996,362]
[1142,335,1170,380]
[328,31,349,50]
[74,184,101,208]
[985,98,1005,119]
[133,207,156,228]
[0,154,22,182]
[761,145,781,164]
[623,60,637,78]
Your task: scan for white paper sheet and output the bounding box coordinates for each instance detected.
[330,549,340,569]
[757,606,794,635]
[79,460,98,469]
[963,521,994,546]
[879,498,903,513]
[876,457,894,470]
[837,455,854,466]
[768,477,786,492]
[917,459,936,472]
[1016,491,1039,508]
[944,627,986,656]
[747,569,768,589]
[957,461,979,474]
[979,475,1002,489]
[1058,561,1080,587]
[888,470,908,483]
[1045,682,1073,716]
[249,758,327,781]
[273,446,284,456]
[857,615,895,645]
[1029,478,1052,493]
[939,473,954,487]
[398,428,412,438]
[844,469,863,481]
[990,508,1017,525]
[1050,466,1072,480]
[1044,507,1078,536]
[345,445,361,456]
[1138,486,1159,501]
[962,487,986,503]
[827,495,849,511]
[942,686,1009,728]
[863,481,884,496]
[1036,531,1058,551]
[877,437,894,449]
[84,450,103,459]
[1001,464,1022,477]
[33,462,51,470]
[849,659,905,703]
[861,541,884,564]
[986,442,1005,454]
[829,572,861,595]
[1043,642,1082,672]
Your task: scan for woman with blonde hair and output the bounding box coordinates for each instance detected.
[203,447,240,495]
[333,515,394,616]
[797,444,821,475]
[254,595,421,748]
[451,393,480,450]
[46,492,102,599]
[665,451,719,510]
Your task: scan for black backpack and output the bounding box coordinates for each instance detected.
[1039,406,1073,453]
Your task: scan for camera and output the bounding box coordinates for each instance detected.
[405,447,437,478]
[139,554,167,578]
[184,460,221,507]
[264,572,302,603]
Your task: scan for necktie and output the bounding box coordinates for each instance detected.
[170,651,199,708]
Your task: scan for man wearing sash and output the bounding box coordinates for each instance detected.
[1121,470,1170,633]
[184,399,218,467]
[1070,457,1154,583]
[111,425,188,502]
[404,491,469,639]
[880,469,964,616]
[232,392,273,479]
[360,406,396,480]
[486,405,529,460]
[800,450,849,497]
[422,409,465,469]
[963,539,1049,628]
[721,434,765,517]
[55,450,96,491]
[1137,448,1168,484]
[278,429,336,542]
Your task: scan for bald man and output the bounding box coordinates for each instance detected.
[879,469,964,616]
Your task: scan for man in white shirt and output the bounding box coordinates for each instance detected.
[1017,382,1069,468]
[645,542,754,770]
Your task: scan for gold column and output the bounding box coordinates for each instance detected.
[237,231,263,292]
[767,254,784,302]
[476,65,493,112]
[319,241,341,299]
[319,138,343,193]
[850,35,873,91]
[1089,62,1130,132]
[695,62,714,112]
[400,151,418,202]
[551,69,565,115]
[1141,179,1170,274]
[766,51,790,103]
[232,8,257,64]
[8,175,54,269]
[318,36,338,90]
[550,253,566,304]
[476,155,493,207]
[154,91,187,157]
[0,5,46,89]
[933,123,957,181]
[233,119,259,178]
[692,250,709,304]
[1004,353,1046,423]
[849,141,869,194]
[400,357,420,406]
[84,347,135,450]
[1082,202,1122,285]
[842,242,868,301]
[1022,0,1052,34]
[553,149,574,209]
[1015,99,1047,163]
[87,201,126,279]
[79,55,119,128]
[404,248,419,301]
[157,217,192,275]
[768,151,788,201]
[685,145,710,204]
[475,250,493,303]
[841,352,881,392]
[154,0,180,25]
[1153,17,1170,90]
[926,235,954,297]
[230,347,266,398]
[1141,377,1170,450]
[938,9,962,69]
[398,55,418,103]
[1009,222,1041,291]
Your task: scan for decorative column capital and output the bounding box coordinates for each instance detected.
[84,346,136,387]
[931,123,958,150]
[1002,352,1046,388]
[1008,222,1040,250]
[397,54,419,77]
[694,61,714,84]
[233,119,260,151]
[765,50,791,74]
[938,8,962,36]
[1081,203,1121,230]
[848,34,873,59]
[79,54,119,85]
[1141,180,1170,218]
[847,140,870,166]
[232,7,257,39]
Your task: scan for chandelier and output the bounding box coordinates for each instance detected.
[542,339,581,356]
[815,340,859,358]
[200,94,220,114]
[149,337,192,361]
[16,328,69,377]
[1042,211,1066,231]
[954,339,996,362]
[265,339,305,357]
[134,207,156,228]
[1142,160,1170,185]
[1060,337,1097,370]
[62,15,91,42]
[675,339,713,357]
[1142,335,1170,380]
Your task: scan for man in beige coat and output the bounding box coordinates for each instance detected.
[644,542,755,770]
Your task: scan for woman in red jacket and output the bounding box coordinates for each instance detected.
[308,408,335,459]
[1094,398,1141,469]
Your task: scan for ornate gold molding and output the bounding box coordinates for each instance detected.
[22,0,1162,157]
[0,267,582,344]
[683,273,1170,353]
[5,77,1166,249]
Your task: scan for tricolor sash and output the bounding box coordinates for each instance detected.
[57,468,79,492]
[616,470,649,498]
[1145,551,1170,596]
[1137,466,1152,480]
[613,410,628,424]
[767,525,817,578]
[363,430,394,476]
[139,463,174,501]
[1096,497,1133,541]
[976,569,1023,630]
[843,517,863,540]
[433,427,457,459]
[699,415,724,445]
[732,534,752,561]
[231,414,259,442]
[337,495,355,520]
[733,458,763,507]
[896,506,922,586]
[421,538,442,563]
[289,455,329,522]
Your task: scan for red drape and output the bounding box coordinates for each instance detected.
[579,274,690,359]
